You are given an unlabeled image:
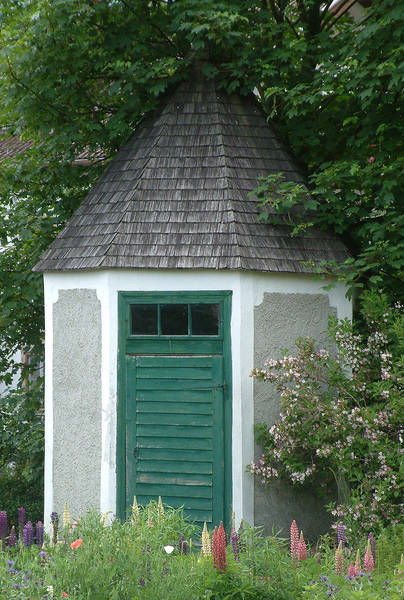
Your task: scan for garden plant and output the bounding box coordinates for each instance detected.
[251,291,403,540]
[0,499,403,599]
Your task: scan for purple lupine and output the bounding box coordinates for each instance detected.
[50,512,58,545]
[18,507,26,539]
[337,522,345,549]
[0,511,8,551]
[368,532,376,563]
[36,521,44,547]
[23,521,34,547]
[178,534,188,555]
[238,519,246,552]
[8,526,17,548]
[231,528,240,562]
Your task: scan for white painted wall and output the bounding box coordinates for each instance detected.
[43,269,351,527]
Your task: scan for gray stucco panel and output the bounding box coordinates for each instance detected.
[53,289,102,518]
[253,292,336,539]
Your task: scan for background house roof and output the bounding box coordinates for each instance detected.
[34,73,349,274]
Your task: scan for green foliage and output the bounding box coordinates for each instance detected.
[251,291,403,538]
[0,386,44,526]
[0,503,402,599]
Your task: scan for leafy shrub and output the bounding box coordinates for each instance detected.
[251,291,403,538]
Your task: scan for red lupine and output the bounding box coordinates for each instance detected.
[212,522,226,573]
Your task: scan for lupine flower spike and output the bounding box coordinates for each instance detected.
[355,548,361,573]
[8,526,17,548]
[63,503,71,528]
[18,507,26,539]
[212,527,218,570]
[212,522,226,574]
[297,531,307,560]
[231,527,240,562]
[0,511,7,551]
[290,520,299,559]
[202,522,212,557]
[364,539,375,573]
[50,512,59,545]
[36,522,44,546]
[147,509,153,528]
[101,512,111,528]
[23,521,34,547]
[157,496,164,517]
[131,496,139,524]
[335,540,344,575]
[337,522,345,548]
[217,521,226,573]
[368,532,376,562]
[347,561,356,578]
[397,554,404,577]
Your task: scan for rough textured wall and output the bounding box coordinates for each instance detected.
[53,289,102,518]
[254,292,336,539]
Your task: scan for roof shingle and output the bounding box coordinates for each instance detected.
[34,73,349,274]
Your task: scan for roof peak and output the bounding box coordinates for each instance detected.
[34,75,348,273]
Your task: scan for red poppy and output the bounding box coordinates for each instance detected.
[70,538,83,549]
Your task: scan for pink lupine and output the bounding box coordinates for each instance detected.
[297,531,307,560]
[290,520,299,558]
[347,561,356,578]
[364,540,375,573]
[335,541,344,575]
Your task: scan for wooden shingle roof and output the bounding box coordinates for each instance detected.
[34,72,349,274]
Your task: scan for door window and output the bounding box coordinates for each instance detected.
[130,303,220,336]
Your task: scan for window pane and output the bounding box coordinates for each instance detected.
[191,304,219,335]
[161,304,188,335]
[130,304,158,335]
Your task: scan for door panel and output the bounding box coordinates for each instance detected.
[126,355,224,525]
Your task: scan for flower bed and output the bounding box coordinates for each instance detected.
[0,501,403,599]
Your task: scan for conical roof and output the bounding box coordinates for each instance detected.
[34,73,349,273]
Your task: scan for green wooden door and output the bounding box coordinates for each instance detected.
[117,291,232,528]
[126,355,225,525]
